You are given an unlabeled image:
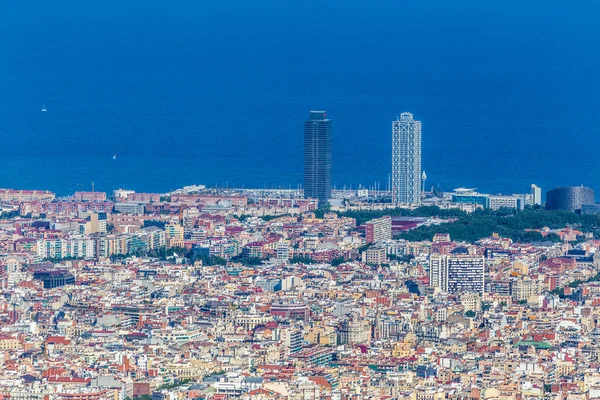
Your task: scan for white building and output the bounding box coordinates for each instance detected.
[488,195,519,211]
[113,189,135,201]
[531,184,542,206]
[114,202,145,215]
[429,254,445,290]
[429,254,485,295]
[276,241,290,260]
[37,237,96,259]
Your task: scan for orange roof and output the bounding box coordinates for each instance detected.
[45,336,71,346]
[42,368,68,378]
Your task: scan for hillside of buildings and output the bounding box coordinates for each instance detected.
[2,187,600,399]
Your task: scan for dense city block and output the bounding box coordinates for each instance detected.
[1,185,600,399]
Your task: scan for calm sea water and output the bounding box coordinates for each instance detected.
[1,0,600,196]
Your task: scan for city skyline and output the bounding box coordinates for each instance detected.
[3,1,600,399]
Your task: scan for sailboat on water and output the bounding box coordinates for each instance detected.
[41,104,47,112]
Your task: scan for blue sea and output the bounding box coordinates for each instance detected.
[1,0,600,196]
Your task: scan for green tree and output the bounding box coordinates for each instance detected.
[336,206,466,225]
[143,220,167,229]
[0,210,20,219]
[313,206,332,219]
[230,255,262,266]
[262,214,291,221]
[399,208,600,243]
[234,214,251,222]
[331,257,345,266]
[290,256,316,264]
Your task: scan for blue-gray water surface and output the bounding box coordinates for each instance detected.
[1,0,599,196]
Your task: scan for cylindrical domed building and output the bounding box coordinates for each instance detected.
[546,186,594,212]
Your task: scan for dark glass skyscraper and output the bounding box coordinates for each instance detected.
[304,111,332,206]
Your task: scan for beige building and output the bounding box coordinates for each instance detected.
[0,189,55,202]
[339,316,370,345]
[305,325,337,346]
[461,292,482,312]
[165,223,185,248]
[0,336,21,350]
[511,277,540,302]
[81,211,107,234]
[362,247,387,265]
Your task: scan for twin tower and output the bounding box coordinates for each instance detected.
[304,111,422,207]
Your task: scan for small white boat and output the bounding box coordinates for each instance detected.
[41,104,47,112]
[113,154,117,159]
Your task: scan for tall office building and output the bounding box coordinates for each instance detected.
[304,111,332,206]
[531,184,542,206]
[392,112,422,205]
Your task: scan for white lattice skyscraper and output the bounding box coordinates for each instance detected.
[392,112,422,205]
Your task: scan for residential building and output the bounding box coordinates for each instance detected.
[0,189,55,202]
[165,224,184,243]
[81,212,107,234]
[445,255,485,295]
[365,216,392,244]
[362,247,387,265]
[281,328,303,357]
[338,315,370,345]
[74,192,107,202]
[114,203,145,215]
[429,254,485,295]
[511,277,540,302]
[429,254,445,290]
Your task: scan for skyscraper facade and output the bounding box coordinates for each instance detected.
[429,254,485,295]
[392,112,422,205]
[445,255,485,296]
[304,111,332,206]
